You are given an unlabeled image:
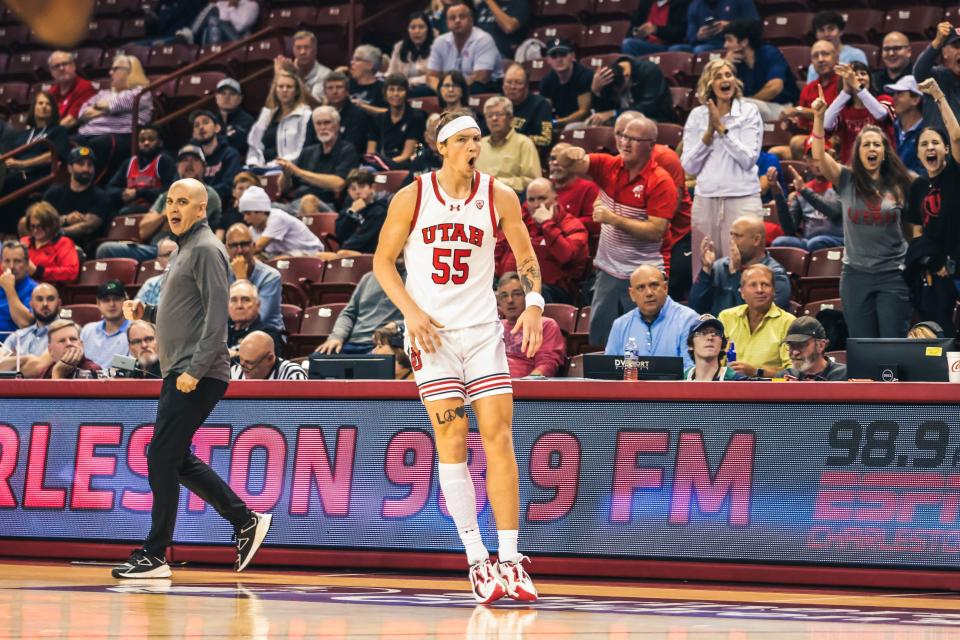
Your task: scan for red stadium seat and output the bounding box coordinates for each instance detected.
[581,21,631,54]
[575,306,591,333]
[670,86,694,120]
[593,0,641,19]
[543,303,578,334]
[839,9,884,45]
[467,93,498,113]
[0,23,32,47]
[0,53,8,75]
[806,246,844,277]
[802,298,843,317]
[120,16,148,40]
[302,212,339,250]
[268,256,325,289]
[197,42,246,73]
[94,0,142,15]
[136,259,166,285]
[883,6,943,42]
[280,304,303,334]
[656,123,683,149]
[796,246,844,303]
[910,40,931,63]
[779,46,810,83]
[84,18,123,43]
[762,13,814,46]
[559,126,616,153]
[767,246,809,279]
[0,82,31,112]
[641,52,694,88]
[530,23,586,48]
[74,47,107,75]
[5,50,53,82]
[103,214,142,242]
[408,96,441,114]
[147,43,198,72]
[762,122,792,149]
[64,258,139,304]
[692,50,725,77]
[108,44,151,67]
[584,53,622,73]
[242,38,287,75]
[176,71,226,98]
[539,0,594,20]
[311,254,374,304]
[859,44,880,70]
[287,303,347,356]
[60,304,103,327]
[522,58,552,85]
[314,4,363,28]
[266,5,319,31]
[373,171,408,194]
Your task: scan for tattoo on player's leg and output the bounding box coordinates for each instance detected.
[435,405,466,425]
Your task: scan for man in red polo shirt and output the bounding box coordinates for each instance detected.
[47,50,96,131]
[558,117,678,346]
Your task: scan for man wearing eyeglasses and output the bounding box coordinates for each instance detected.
[231,331,305,380]
[538,38,593,128]
[47,51,95,131]
[278,105,359,213]
[224,223,283,333]
[476,96,541,193]
[124,320,161,378]
[873,32,912,90]
[227,280,283,357]
[556,117,678,347]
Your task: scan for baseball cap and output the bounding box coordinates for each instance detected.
[884,74,922,96]
[544,37,574,56]
[188,109,221,126]
[946,27,960,47]
[177,144,206,163]
[68,146,96,164]
[97,279,127,300]
[216,77,242,93]
[689,314,725,337]
[783,316,827,344]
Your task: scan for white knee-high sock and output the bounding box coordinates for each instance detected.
[438,462,488,565]
[498,530,520,564]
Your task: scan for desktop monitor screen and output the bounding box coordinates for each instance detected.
[307,354,395,380]
[846,338,955,382]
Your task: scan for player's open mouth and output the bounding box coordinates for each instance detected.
[468,157,476,168]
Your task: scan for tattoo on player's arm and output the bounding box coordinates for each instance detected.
[517,257,541,294]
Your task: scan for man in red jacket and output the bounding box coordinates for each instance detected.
[495,178,589,304]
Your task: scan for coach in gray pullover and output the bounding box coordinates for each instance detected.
[114,178,270,581]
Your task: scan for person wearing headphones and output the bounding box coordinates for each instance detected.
[371,321,414,380]
[684,314,744,381]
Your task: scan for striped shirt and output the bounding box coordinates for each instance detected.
[78,88,154,136]
[587,153,678,279]
[230,358,306,380]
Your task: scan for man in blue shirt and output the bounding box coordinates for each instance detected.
[79,279,131,369]
[680,0,760,54]
[0,240,37,334]
[225,223,283,332]
[886,75,925,177]
[723,20,799,123]
[605,264,700,369]
[2,283,60,357]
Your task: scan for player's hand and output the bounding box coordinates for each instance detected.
[176,372,199,393]
[316,337,343,354]
[512,304,543,358]
[123,299,144,321]
[405,307,444,354]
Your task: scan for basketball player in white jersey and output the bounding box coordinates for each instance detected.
[373,108,544,604]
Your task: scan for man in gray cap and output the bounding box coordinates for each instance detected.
[215,77,254,157]
[98,145,222,261]
[779,316,847,381]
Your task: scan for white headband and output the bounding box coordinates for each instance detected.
[437,115,480,143]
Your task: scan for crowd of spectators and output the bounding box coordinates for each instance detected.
[3,0,960,383]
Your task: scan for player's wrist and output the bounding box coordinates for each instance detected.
[525,291,545,311]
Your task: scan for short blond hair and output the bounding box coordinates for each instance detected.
[483,95,512,117]
[48,319,80,339]
[696,59,743,105]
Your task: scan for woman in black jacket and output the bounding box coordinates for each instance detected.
[621,0,691,56]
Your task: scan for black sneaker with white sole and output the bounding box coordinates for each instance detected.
[111,549,172,579]
[235,511,272,572]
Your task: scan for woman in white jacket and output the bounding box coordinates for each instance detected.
[681,58,764,276]
[246,65,315,167]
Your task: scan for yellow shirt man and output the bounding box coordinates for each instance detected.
[718,303,796,376]
[476,128,542,193]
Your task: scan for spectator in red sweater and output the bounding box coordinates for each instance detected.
[497,271,566,378]
[495,178,590,304]
[47,51,96,131]
[548,142,601,235]
[20,201,79,284]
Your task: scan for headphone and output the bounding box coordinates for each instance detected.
[387,321,406,349]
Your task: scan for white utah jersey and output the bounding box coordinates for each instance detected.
[404,170,500,330]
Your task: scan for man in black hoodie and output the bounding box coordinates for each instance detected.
[190,109,242,206]
[214,78,255,157]
[587,55,677,126]
[105,125,176,214]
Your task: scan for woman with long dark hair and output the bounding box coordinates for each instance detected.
[811,84,914,338]
[437,70,470,111]
[904,78,960,334]
[388,11,434,96]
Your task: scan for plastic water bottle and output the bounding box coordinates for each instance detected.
[623,337,639,381]
[726,340,736,364]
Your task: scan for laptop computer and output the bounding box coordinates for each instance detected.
[580,354,684,381]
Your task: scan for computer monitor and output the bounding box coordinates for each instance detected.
[307,353,395,380]
[581,354,684,381]
[846,338,955,382]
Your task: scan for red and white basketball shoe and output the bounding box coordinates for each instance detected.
[496,556,538,602]
[469,559,508,604]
